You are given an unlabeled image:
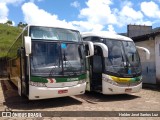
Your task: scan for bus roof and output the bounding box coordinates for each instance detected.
[81,32,133,41]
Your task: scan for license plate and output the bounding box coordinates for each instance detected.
[125,88,132,92]
[58,90,68,94]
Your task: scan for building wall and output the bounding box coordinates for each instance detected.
[155,35,160,84]
[135,38,156,84]
[127,25,152,38]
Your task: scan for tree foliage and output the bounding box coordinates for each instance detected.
[18,22,28,28]
[5,20,13,26]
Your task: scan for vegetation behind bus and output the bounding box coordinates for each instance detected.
[0,24,22,57]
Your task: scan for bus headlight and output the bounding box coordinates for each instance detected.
[78,80,86,84]
[103,77,118,86]
[30,81,47,87]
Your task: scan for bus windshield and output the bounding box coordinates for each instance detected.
[62,43,85,75]
[31,42,85,77]
[104,39,141,77]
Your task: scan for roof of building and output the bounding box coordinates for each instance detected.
[132,30,160,42]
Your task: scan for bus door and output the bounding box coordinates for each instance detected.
[90,46,103,91]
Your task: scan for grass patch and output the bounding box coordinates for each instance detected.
[0,24,22,57]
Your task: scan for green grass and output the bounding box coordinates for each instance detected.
[0,24,22,57]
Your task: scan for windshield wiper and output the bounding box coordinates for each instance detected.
[49,58,61,77]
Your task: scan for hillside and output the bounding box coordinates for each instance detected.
[0,24,22,57]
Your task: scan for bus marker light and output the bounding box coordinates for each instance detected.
[58,90,68,94]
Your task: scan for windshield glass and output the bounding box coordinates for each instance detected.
[123,41,140,66]
[31,42,85,77]
[30,26,81,42]
[104,39,141,76]
[31,42,62,76]
[62,43,85,75]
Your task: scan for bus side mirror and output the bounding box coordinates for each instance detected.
[24,36,31,56]
[136,46,150,60]
[93,42,108,57]
[83,41,94,58]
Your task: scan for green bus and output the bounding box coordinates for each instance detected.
[7,25,94,100]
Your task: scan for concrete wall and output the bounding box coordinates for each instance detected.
[135,38,156,84]
[155,35,160,84]
[128,25,152,38]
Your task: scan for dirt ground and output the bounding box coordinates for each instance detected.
[0,78,160,120]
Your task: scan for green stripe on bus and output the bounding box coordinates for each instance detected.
[56,74,86,82]
[131,76,142,82]
[30,74,87,83]
[30,76,48,83]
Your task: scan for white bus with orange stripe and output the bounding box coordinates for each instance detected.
[82,32,150,94]
[7,25,94,100]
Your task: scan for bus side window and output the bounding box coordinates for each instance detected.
[91,37,101,42]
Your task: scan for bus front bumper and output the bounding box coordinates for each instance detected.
[28,82,86,100]
[102,81,142,94]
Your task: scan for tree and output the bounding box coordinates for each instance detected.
[5,20,13,26]
[17,22,28,28]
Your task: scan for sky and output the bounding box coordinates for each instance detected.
[0,0,160,33]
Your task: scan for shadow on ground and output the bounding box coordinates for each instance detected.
[75,91,140,104]
[142,84,160,92]
[0,80,82,110]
